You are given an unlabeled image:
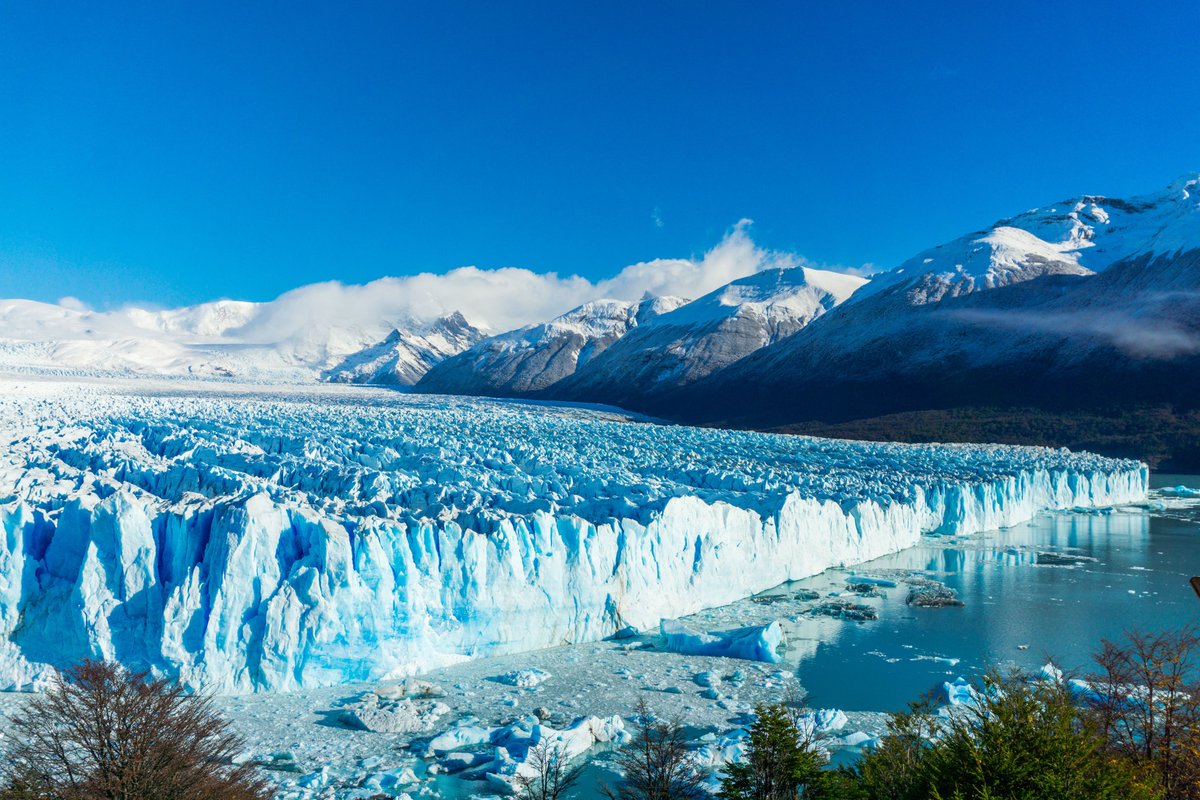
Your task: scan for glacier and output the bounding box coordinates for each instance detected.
[0,378,1146,693]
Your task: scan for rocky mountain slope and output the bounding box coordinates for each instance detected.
[545,267,865,407]
[323,312,486,386]
[415,296,687,396]
[660,175,1200,465]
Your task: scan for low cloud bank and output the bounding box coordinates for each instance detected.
[948,303,1200,360]
[0,222,868,374]
[233,219,805,340]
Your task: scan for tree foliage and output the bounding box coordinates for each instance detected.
[603,699,708,800]
[844,671,1161,800]
[1088,626,1200,799]
[921,673,1158,800]
[514,739,584,800]
[853,698,940,800]
[718,703,824,800]
[2,659,272,800]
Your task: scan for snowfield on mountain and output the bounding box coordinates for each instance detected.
[543,267,865,406]
[0,378,1145,693]
[322,312,488,386]
[415,296,688,397]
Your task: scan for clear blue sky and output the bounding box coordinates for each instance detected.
[2,0,1198,308]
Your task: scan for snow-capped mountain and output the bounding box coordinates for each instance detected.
[0,294,485,383]
[546,267,866,406]
[415,296,688,397]
[2,173,1197,463]
[323,312,487,386]
[857,174,1200,307]
[666,174,1200,445]
[0,297,269,378]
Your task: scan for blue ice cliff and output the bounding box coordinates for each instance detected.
[0,382,1147,692]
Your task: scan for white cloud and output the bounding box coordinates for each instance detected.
[0,222,870,373]
[596,219,800,303]
[947,306,1200,360]
[234,219,809,339]
[232,267,598,342]
[57,296,89,311]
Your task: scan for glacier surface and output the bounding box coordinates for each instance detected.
[0,378,1146,692]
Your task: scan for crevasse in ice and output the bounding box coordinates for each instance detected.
[0,383,1147,692]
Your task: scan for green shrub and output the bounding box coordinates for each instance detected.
[718,704,825,800]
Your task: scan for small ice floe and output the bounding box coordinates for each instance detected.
[339,691,450,734]
[831,730,877,747]
[659,618,784,663]
[692,728,751,769]
[359,766,420,796]
[1040,662,1065,682]
[427,723,493,755]
[912,654,961,667]
[809,599,878,621]
[795,708,848,737]
[609,625,640,640]
[694,671,722,688]
[440,751,490,774]
[846,574,898,588]
[423,714,628,795]
[491,668,551,688]
[1160,485,1200,498]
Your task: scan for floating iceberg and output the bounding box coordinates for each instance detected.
[940,677,979,708]
[659,619,784,663]
[0,379,1148,692]
[795,708,848,737]
[425,713,627,795]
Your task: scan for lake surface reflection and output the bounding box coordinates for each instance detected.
[790,473,1200,712]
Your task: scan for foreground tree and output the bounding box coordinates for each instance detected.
[1088,627,1200,799]
[853,698,940,800]
[2,659,272,800]
[514,739,584,800]
[718,703,824,800]
[603,699,708,800]
[921,672,1158,800]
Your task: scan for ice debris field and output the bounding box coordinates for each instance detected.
[0,378,1146,693]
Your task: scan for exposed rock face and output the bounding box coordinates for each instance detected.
[324,312,487,386]
[661,175,1200,435]
[415,296,687,397]
[548,267,865,407]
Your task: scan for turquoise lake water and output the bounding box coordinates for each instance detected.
[790,473,1200,713]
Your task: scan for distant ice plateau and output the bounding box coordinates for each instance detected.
[0,378,1146,693]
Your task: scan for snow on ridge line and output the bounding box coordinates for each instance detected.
[0,382,1147,693]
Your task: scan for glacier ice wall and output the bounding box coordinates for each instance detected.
[0,380,1147,692]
